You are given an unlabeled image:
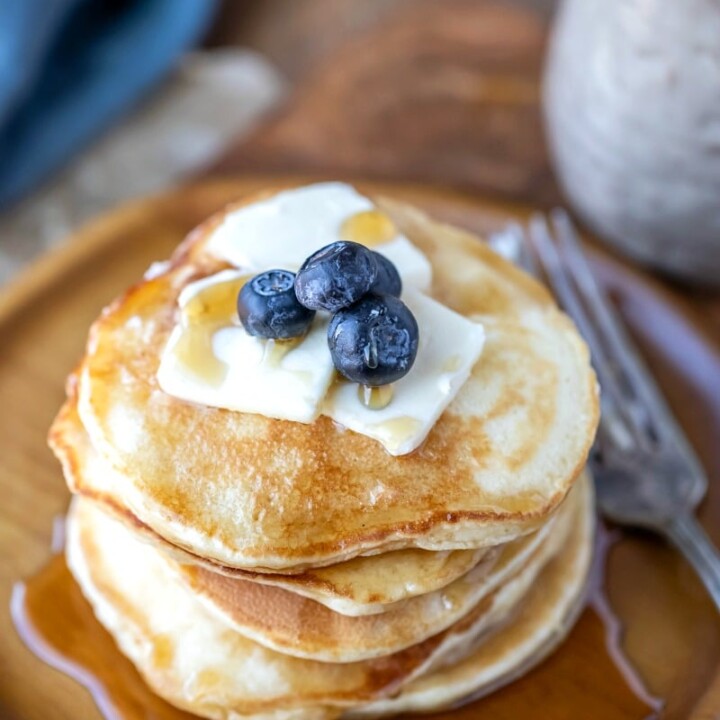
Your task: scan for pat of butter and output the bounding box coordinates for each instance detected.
[157,270,335,423]
[322,290,486,456]
[375,237,432,293]
[205,182,432,292]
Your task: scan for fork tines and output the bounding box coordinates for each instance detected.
[528,210,698,466]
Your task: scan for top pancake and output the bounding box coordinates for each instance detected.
[50,395,490,616]
[66,187,599,570]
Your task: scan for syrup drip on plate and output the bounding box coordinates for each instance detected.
[586,525,664,717]
[12,517,661,720]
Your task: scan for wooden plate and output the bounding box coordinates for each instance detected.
[2,178,719,720]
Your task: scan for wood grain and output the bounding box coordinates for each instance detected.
[1,177,719,719]
[211,0,557,205]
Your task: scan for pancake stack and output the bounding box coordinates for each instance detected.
[49,184,599,719]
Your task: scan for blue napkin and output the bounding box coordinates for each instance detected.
[0,0,218,209]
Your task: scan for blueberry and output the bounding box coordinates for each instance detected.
[328,294,419,386]
[294,241,378,313]
[238,269,315,339]
[371,252,402,297]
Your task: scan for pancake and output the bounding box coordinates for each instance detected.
[64,188,598,571]
[51,397,492,617]
[349,476,594,717]
[65,475,593,719]
[174,489,572,662]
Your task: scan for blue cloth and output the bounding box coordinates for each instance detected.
[0,0,218,209]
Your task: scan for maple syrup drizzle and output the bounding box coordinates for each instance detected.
[587,525,664,716]
[339,209,397,247]
[262,336,304,368]
[359,384,394,410]
[174,275,249,387]
[12,519,660,719]
[11,553,195,720]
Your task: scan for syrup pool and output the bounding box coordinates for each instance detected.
[12,516,660,720]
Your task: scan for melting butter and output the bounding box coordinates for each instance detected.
[158,270,336,424]
[174,274,249,386]
[183,275,248,324]
[173,328,226,386]
[358,384,394,410]
[263,337,304,368]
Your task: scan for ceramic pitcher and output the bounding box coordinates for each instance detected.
[544,0,720,285]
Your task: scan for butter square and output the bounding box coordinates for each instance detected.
[322,290,485,455]
[157,271,335,424]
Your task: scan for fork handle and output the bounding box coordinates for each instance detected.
[666,514,720,612]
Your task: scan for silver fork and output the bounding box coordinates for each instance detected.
[493,210,720,610]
